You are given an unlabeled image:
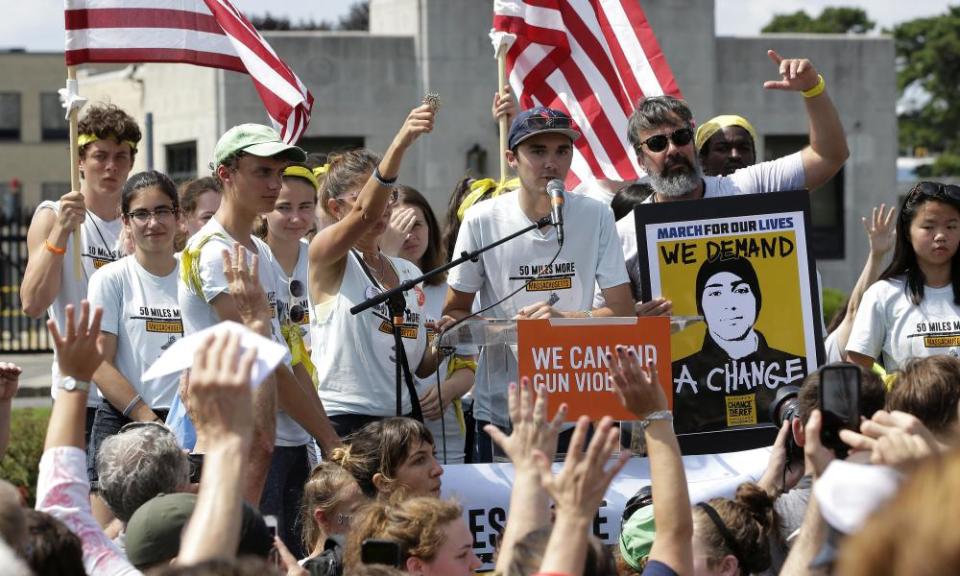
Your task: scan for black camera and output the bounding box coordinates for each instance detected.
[769,385,803,461]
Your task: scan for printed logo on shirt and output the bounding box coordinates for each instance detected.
[910,321,960,349]
[84,246,121,270]
[725,393,757,426]
[512,261,577,292]
[377,310,422,340]
[135,307,184,334]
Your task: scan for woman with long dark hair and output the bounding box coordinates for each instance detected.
[847,182,960,371]
[87,171,183,483]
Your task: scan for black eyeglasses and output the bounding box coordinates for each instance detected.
[288,279,306,324]
[912,181,960,203]
[127,206,178,223]
[638,128,694,153]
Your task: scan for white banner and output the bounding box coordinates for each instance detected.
[441,447,771,569]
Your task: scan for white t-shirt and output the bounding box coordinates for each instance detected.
[418,281,465,464]
[847,277,960,371]
[178,217,308,447]
[36,201,123,407]
[446,191,629,426]
[88,256,182,409]
[612,152,806,302]
[270,239,311,349]
[312,252,428,417]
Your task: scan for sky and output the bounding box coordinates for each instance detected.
[1,0,955,51]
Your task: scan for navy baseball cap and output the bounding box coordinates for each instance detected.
[508,107,581,150]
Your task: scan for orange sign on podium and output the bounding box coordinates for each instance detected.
[517,317,672,421]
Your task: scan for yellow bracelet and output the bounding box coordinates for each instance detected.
[447,356,478,377]
[802,74,826,99]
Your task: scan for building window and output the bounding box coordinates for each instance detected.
[165,141,197,183]
[0,93,21,141]
[42,182,71,202]
[764,135,845,260]
[40,93,69,140]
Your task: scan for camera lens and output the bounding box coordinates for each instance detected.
[769,385,802,425]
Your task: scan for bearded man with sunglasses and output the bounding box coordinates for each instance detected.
[444,106,634,462]
[614,50,848,304]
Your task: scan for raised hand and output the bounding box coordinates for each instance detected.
[47,301,104,382]
[863,204,896,257]
[188,330,256,448]
[606,346,667,420]
[0,363,22,403]
[492,85,518,124]
[222,244,271,334]
[763,50,821,92]
[802,410,835,478]
[394,104,435,150]
[534,416,630,519]
[56,190,86,234]
[635,297,672,317]
[380,205,419,257]
[840,410,939,471]
[485,377,566,468]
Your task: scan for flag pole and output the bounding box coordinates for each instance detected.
[496,44,509,185]
[67,66,83,280]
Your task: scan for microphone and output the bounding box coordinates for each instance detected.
[546,179,565,246]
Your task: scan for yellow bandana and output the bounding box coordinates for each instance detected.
[312,164,330,177]
[78,133,139,153]
[281,323,316,376]
[456,177,520,222]
[179,232,226,298]
[283,165,319,190]
[694,115,758,152]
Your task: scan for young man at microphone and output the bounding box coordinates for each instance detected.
[443,106,633,462]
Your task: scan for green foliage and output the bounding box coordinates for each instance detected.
[821,287,846,328]
[0,408,50,507]
[893,6,960,161]
[762,7,875,34]
[916,152,960,177]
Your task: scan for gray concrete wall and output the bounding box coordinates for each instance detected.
[715,35,898,292]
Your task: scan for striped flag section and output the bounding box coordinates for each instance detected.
[64,0,313,143]
[492,0,681,187]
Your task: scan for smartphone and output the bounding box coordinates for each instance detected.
[264,515,279,539]
[361,538,403,568]
[819,364,861,458]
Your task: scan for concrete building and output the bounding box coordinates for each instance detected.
[0,0,897,292]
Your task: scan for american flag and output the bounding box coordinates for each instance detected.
[493,0,681,187]
[64,0,313,144]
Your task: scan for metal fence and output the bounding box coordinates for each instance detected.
[1,209,52,353]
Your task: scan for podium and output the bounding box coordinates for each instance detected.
[438,315,777,456]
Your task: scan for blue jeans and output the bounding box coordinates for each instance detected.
[260,444,310,559]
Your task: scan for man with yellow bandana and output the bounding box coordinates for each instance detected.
[21,104,141,470]
[695,114,759,177]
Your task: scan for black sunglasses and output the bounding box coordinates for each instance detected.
[912,181,960,203]
[288,279,306,324]
[639,127,694,153]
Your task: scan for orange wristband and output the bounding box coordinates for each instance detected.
[44,240,67,255]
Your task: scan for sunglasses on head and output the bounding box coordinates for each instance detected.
[519,113,574,131]
[912,181,960,203]
[639,127,694,153]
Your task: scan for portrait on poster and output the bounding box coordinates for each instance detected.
[635,192,824,436]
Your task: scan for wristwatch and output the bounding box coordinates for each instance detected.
[60,379,91,393]
[640,410,673,431]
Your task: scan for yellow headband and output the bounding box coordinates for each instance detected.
[78,133,138,153]
[694,115,758,152]
[283,165,319,190]
[312,164,330,177]
[457,177,520,221]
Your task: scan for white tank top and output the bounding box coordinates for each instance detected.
[37,201,123,407]
[312,252,427,417]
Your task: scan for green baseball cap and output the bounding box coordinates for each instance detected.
[214,123,307,167]
[619,504,656,571]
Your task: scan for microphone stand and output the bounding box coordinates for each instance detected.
[351,215,554,419]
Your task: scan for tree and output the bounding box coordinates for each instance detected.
[894,6,960,174]
[337,1,370,31]
[249,2,368,32]
[762,7,875,34]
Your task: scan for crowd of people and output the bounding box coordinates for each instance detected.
[1,46,959,576]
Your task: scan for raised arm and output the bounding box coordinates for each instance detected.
[486,378,565,573]
[763,50,849,190]
[20,193,85,317]
[177,331,255,564]
[608,346,693,575]
[310,105,435,270]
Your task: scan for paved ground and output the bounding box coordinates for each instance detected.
[0,352,53,409]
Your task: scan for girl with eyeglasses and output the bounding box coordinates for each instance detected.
[847,181,960,371]
[86,170,183,487]
[309,105,440,438]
